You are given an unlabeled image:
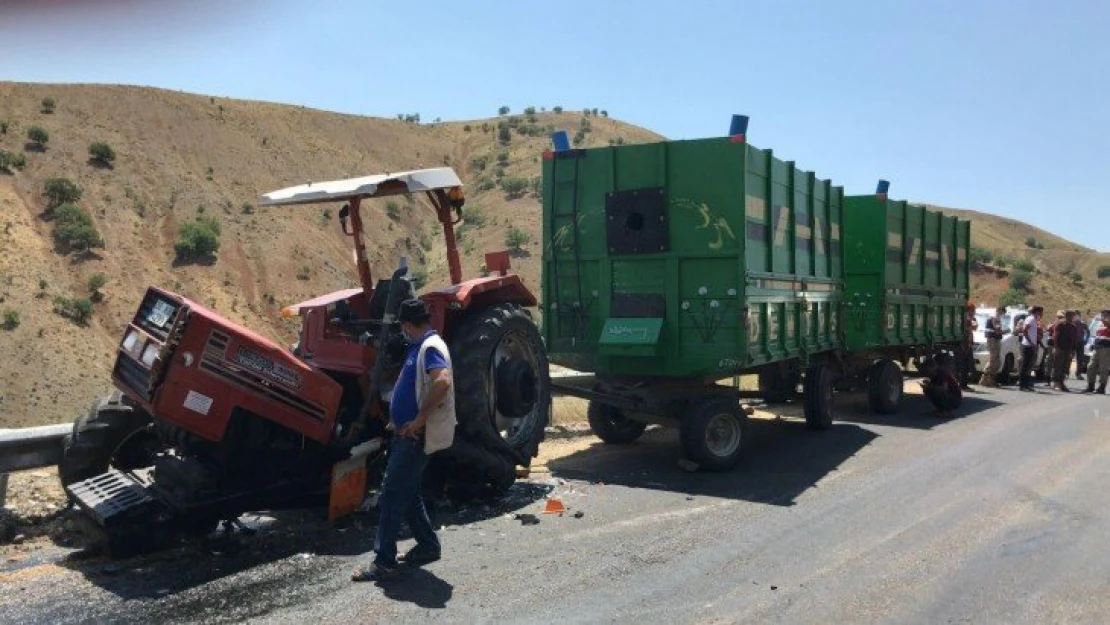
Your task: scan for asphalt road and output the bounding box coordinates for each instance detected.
[2,384,1109,624]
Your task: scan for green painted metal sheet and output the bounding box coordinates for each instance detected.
[541,136,843,378]
[841,195,971,352]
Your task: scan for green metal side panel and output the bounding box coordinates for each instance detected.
[541,136,843,379]
[841,195,971,352]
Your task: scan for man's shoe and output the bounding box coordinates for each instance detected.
[352,562,399,582]
[1099,385,1107,395]
[398,547,441,566]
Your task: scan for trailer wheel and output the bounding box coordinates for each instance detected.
[803,364,835,430]
[587,401,647,444]
[438,303,550,497]
[679,396,748,471]
[867,360,903,415]
[758,367,797,404]
[935,352,959,379]
[59,392,159,488]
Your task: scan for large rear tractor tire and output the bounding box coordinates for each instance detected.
[803,364,835,430]
[59,392,159,488]
[587,401,647,444]
[867,360,903,415]
[679,396,748,471]
[436,303,550,498]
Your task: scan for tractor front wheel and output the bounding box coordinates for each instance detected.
[437,303,550,498]
[59,392,160,488]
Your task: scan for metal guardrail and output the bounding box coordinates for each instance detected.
[0,423,71,507]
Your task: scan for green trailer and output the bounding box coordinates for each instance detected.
[541,117,970,470]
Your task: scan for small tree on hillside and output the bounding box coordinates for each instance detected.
[26,125,49,148]
[969,246,993,266]
[88,273,107,301]
[53,204,104,252]
[500,176,529,199]
[174,216,222,261]
[41,97,55,114]
[505,227,531,251]
[498,105,510,115]
[553,106,563,113]
[42,178,83,210]
[497,124,512,145]
[1098,264,1110,279]
[0,150,26,173]
[1009,269,1033,291]
[88,141,116,166]
[0,120,8,134]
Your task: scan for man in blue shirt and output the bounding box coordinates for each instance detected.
[353,298,452,582]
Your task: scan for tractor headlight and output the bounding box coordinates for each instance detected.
[122,329,141,353]
[141,341,160,367]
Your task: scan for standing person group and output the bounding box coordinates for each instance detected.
[1009,306,1108,394]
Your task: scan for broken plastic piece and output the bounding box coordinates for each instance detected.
[542,498,567,514]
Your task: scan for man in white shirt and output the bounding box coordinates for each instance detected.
[1018,306,1044,392]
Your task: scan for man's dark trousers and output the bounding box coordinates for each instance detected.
[374,437,440,567]
[1020,345,1038,389]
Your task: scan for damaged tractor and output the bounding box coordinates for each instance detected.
[59,168,550,556]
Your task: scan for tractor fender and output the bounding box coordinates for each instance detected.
[422,275,537,335]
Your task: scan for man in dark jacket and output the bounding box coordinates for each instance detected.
[1051,310,1080,392]
[1074,311,1090,379]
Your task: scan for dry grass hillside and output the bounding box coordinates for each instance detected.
[1,82,1106,430]
[935,205,1110,314]
[0,83,659,428]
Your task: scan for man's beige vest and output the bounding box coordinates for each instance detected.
[415,334,456,454]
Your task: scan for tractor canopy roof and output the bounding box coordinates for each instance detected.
[259,167,463,207]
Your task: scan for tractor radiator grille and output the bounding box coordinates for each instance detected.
[114,353,153,401]
[201,331,327,421]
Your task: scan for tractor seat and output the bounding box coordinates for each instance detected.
[367,278,415,320]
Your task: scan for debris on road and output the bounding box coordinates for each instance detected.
[514,513,540,526]
[542,498,567,515]
[573,511,584,519]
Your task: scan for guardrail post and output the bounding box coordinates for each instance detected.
[0,473,8,508]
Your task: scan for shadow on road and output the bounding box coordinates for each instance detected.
[548,386,1006,505]
[379,566,453,609]
[51,480,549,602]
[826,389,1003,430]
[548,418,877,507]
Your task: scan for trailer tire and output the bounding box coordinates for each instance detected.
[867,360,903,415]
[59,392,158,488]
[679,396,748,471]
[438,303,550,497]
[935,352,959,379]
[803,364,835,430]
[758,367,797,404]
[587,401,647,444]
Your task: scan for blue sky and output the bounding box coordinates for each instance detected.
[2,0,1107,251]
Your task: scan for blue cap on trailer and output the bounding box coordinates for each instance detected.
[729,114,749,143]
[551,130,571,152]
[876,179,890,199]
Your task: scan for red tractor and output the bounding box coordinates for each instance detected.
[59,168,551,554]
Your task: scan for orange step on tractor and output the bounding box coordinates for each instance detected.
[59,168,551,555]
